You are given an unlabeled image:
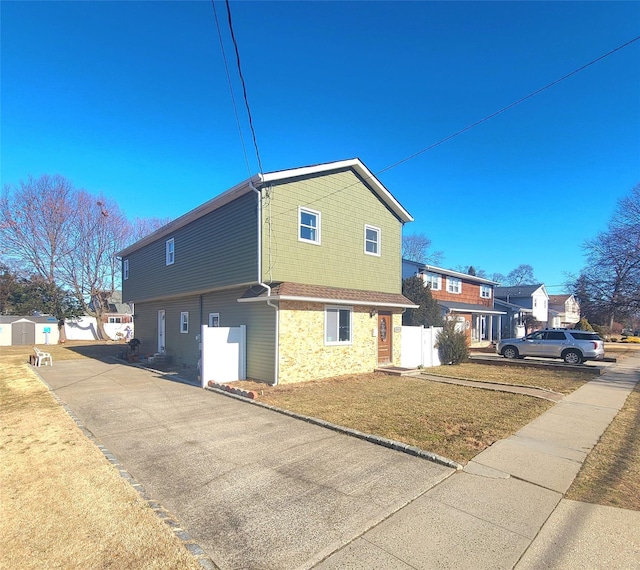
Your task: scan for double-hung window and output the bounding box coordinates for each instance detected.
[123,259,129,280]
[364,225,381,256]
[447,277,461,294]
[480,285,492,298]
[325,306,352,345]
[423,272,442,290]
[180,311,189,333]
[166,238,175,265]
[208,313,220,327]
[299,207,321,244]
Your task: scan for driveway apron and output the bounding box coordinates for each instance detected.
[37,359,454,570]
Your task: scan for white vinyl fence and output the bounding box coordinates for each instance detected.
[200,325,246,387]
[401,325,443,368]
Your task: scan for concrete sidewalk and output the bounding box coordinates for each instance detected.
[315,354,640,569]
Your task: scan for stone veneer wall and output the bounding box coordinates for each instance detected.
[277,301,402,384]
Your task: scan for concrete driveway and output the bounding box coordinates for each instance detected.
[38,359,453,570]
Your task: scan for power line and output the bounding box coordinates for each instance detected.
[376,35,640,176]
[224,0,264,176]
[272,35,640,217]
[210,0,252,178]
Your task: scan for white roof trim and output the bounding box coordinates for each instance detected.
[403,260,500,285]
[260,158,413,223]
[119,159,412,257]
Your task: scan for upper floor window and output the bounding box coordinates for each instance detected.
[108,316,122,324]
[208,312,220,327]
[166,238,175,265]
[180,311,189,333]
[480,285,492,298]
[123,259,129,280]
[299,207,321,245]
[364,225,380,256]
[423,272,442,290]
[447,277,461,294]
[325,306,352,345]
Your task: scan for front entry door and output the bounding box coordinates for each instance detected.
[158,310,166,353]
[377,312,392,365]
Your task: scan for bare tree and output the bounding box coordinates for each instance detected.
[2,174,171,340]
[402,233,443,265]
[58,193,131,339]
[1,175,76,282]
[505,264,537,286]
[572,184,640,327]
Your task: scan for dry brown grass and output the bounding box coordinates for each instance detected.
[566,382,640,511]
[0,362,202,570]
[240,373,552,464]
[423,362,594,394]
[0,340,124,366]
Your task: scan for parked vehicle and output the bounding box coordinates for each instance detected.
[497,328,604,364]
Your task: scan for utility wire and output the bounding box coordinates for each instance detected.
[273,34,640,217]
[210,0,252,178]
[225,0,264,176]
[377,35,640,176]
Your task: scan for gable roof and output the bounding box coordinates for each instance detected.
[494,284,546,298]
[403,260,500,286]
[119,158,412,257]
[548,294,574,304]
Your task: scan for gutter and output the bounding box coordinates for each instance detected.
[249,179,279,386]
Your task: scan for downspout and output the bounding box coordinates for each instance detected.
[249,179,279,386]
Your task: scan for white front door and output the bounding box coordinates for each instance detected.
[158,310,166,353]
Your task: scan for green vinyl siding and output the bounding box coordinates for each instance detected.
[262,169,402,293]
[134,287,276,383]
[123,192,258,303]
[202,288,276,383]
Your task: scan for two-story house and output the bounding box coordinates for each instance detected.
[548,294,580,328]
[494,284,549,336]
[118,159,416,385]
[401,261,504,347]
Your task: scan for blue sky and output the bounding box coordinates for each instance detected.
[2,1,639,292]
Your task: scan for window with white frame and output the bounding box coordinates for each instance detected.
[364,225,380,256]
[166,238,175,265]
[447,277,461,294]
[480,285,492,298]
[180,311,189,333]
[298,207,321,244]
[423,272,442,290]
[123,259,129,280]
[325,306,352,345]
[208,313,220,327]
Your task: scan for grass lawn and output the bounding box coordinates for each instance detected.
[248,372,553,464]
[0,354,202,569]
[567,381,640,511]
[423,362,595,394]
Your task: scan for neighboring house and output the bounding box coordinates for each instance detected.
[548,294,580,328]
[402,261,505,347]
[493,298,532,339]
[494,284,549,332]
[100,291,134,326]
[118,158,416,384]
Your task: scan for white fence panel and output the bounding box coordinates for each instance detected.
[401,326,442,368]
[201,325,246,387]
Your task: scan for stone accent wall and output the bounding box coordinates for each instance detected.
[278,301,403,384]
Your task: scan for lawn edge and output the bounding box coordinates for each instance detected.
[205,384,464,471]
